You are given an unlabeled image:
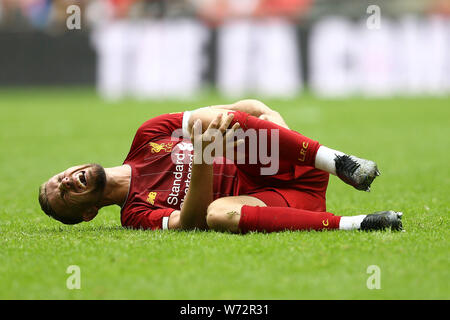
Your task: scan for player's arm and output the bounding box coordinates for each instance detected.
[168,114,219,230]
[210,99,290,129]
[172,113,241,230]
[184,99,289,136]
[210,99,274,117]
[166,148,213,231]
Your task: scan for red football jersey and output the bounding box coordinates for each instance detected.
[121,111,329,230]
[121,112,239,230]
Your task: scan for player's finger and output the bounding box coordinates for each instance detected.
[219,113,234,134]
[230,122,240,131]
[225,122,240,140]
[191,119,202,141]
[204,114,222,143]
[233,139,245,149]
[224,122,241,151]
[208,113,222,131]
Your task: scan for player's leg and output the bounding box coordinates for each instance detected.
[206,193,403,233]
[206,193,341,233]
[206,195,266,233]
[228,111,380,191]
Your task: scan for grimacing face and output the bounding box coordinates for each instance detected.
[43,164,106,222]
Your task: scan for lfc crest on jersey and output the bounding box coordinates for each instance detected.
[149,142,173,153]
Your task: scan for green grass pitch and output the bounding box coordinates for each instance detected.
[0,88,448,299]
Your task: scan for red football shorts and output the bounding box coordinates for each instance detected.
[236,164,330,212]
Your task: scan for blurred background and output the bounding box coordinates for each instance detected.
[0,0,449,99]
[1,1,449,301]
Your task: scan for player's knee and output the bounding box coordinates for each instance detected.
[206,199,240,232]
[206,200,225,230]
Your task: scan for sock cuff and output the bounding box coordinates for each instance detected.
[315,146,346,175]
[339,215,366,230]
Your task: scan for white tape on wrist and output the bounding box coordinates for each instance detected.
[182,111,192,139]
[162,216,169,230]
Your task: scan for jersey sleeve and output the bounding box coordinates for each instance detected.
[121,205,175,231]
[124,112,192,162]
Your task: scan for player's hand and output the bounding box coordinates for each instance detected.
[190,113,243,163]
[210,100,290,130]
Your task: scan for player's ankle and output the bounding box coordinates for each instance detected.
[338,215,367,230]
[314,146,345,175]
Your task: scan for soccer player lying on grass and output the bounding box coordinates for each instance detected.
[38,99,403,232]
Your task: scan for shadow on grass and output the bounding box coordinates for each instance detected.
[34,224,274,238]
[35,225,128,234]
[35,225,217,235]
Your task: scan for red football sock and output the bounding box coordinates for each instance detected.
[229,111,321,168]
[238,205,341,233]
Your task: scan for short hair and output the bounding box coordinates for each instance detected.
[38,183,83,225]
